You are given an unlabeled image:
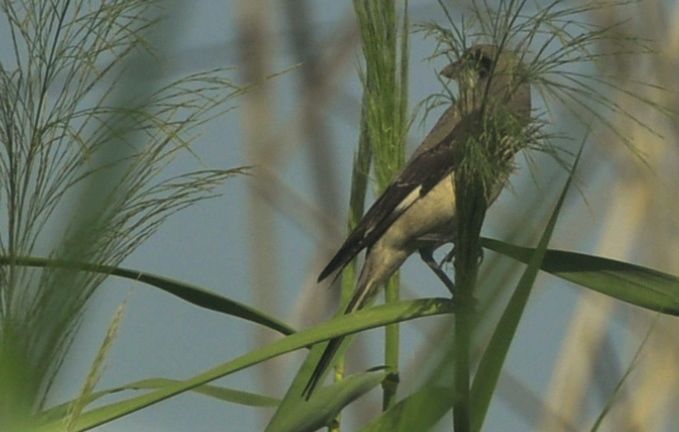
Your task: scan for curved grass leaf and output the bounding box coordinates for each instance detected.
[360,385,454,432]
[480,239,679,316]
[265,339,344,430]
[0,255,295,336]
[36,298,454,432]
[125,379,279,406]
[42,378,279,422]
[590,319,654,431]
[267,371,387,432]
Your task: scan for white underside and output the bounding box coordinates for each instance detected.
[357,172,456,297]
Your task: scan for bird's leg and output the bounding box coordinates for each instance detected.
[439,245,483,266]
[419,248,455,296]
[440,246,456,267]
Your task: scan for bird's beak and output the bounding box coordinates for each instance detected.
[440,60,463,79]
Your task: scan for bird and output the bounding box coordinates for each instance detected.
[303,44,532,398]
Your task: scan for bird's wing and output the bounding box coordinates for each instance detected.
[409,105,460,159]
[317,108,477,282]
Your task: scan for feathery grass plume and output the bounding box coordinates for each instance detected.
[65,300,127,432]
[0,1,248,428]
[422,0,665,165]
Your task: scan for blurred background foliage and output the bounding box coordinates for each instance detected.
[1,0,679,431]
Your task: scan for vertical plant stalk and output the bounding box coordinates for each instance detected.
[383,1,409,411]
[352,0,409,414]
[453,173,488,432]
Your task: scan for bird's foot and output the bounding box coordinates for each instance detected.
[419,249,456,296]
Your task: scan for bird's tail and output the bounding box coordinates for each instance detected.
[302,270,375,399]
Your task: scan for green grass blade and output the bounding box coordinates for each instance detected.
[42,378,279,422]
[65,302,127,431]
[589,318,655,431]
[359,385,454,432]
[0,255,295,335]
[36,298,454,432]
[265,342,331,429]
[470,142,584,432]
[480,239,679,315]
[267,371,387,432]
[266,300,380,432]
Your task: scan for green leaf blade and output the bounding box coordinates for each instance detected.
[360,385,454,432]
[267,372,387,432]
[481,239,679,315]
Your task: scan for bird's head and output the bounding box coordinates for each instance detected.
[441,44,531,121]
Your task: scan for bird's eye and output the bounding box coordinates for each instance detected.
[461,49,494,79]
[472,53,493,79]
